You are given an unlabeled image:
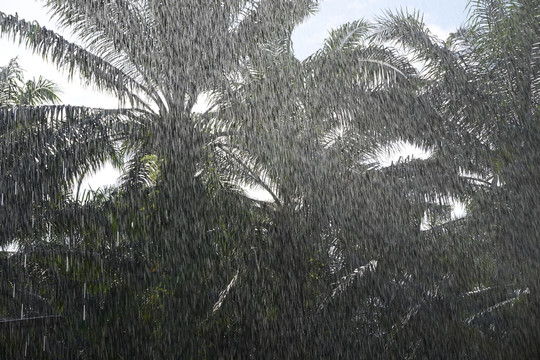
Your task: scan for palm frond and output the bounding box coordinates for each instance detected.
[0,11,150,108]
[42,0,165,109]
[323,19,371,53]
[372,10,460,78]
[18,76,61,105]
[0,58,24,105]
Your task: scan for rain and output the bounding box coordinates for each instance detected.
[0,0,539,358]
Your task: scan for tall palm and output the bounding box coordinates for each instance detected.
[198,16,474,357]
[0,1,320,357]
[452,1,540,356]
[372,2,540,357]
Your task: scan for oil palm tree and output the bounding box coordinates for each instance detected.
[450,1,540,357]
[197,16,477,357]
[370,1,540,357]
[0,58,141,358]
[0,57,60,106]
[0,57,123,246]
[1,1,320,357]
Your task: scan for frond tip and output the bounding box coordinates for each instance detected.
[324,19,371,52]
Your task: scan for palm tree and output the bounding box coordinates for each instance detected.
[0,57,120,246]
[7,1,537,357]
[451,1,540,357]
[0,57,60,106]
[0,58,138,357]
[0,1,320,357]
[196,15,480,357]
[371,2,540,357]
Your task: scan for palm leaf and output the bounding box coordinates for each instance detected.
[0,11,150,108]
[323,19,371,53]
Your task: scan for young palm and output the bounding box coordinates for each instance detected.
[0,58,60,106]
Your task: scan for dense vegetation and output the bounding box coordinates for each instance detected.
[0,0,539,358]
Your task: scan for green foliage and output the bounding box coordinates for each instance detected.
[1,0,539,358]
[0,57,60,105]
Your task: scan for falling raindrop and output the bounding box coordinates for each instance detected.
[0,1,538,358]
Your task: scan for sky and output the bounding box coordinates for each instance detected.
[292,0,470,60]
[0,0,470,193]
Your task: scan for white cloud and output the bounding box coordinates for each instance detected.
[426,23,452,41]
[76,162,120,197]
[344,1,369,12]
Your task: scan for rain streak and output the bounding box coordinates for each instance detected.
[0,0,539,358]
